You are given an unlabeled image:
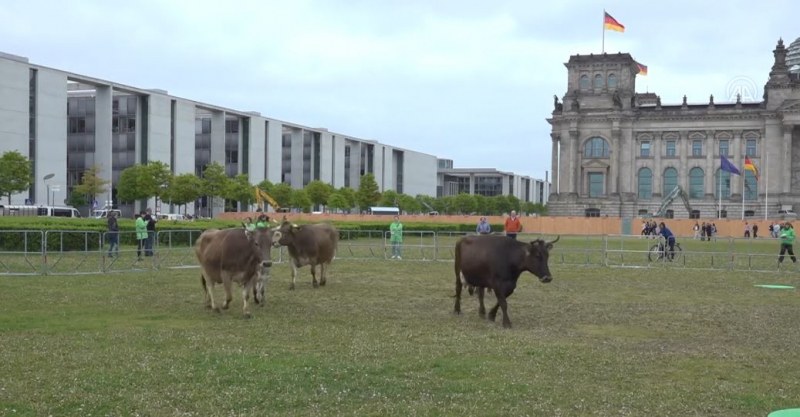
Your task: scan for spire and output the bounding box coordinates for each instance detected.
[767,38,790,86]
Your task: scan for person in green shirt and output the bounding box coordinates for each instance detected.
[389,215,403,260]
[255,214,270,229]
[778,222,797,265]
[135,212,148,261]
[244,217,256,232]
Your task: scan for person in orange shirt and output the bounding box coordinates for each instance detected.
[504,210,522,240]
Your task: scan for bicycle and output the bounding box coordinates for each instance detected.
[648,238,683,262]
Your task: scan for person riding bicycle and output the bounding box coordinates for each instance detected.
[658,222,677,260]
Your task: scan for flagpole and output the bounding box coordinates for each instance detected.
[741,170,745,220]
[718,172,722,219]
[602,10,605,53]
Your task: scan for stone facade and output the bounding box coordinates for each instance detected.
[547,39,800,219]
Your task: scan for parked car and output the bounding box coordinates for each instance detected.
[157,213,186,221]
[91,209,122,219]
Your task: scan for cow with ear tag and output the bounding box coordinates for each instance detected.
[273,220,338,290]
[194,224,278,318]
[453,234,559,328]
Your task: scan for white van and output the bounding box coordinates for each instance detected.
[157,213,186,221]
[0,205,81,218]
[91,209,122,219]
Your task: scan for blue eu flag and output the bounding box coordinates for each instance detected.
[720,155,741,175]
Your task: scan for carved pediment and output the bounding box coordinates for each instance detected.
[581,159,610,169]
[778,100,800,112]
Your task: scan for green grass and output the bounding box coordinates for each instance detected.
[1,260,799,416]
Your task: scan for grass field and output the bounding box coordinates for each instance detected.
[1,258,799,416]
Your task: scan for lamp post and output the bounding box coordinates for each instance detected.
[43,173,55,206]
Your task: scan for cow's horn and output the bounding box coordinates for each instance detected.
[548,236,560,245]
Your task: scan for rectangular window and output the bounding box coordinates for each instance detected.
[665,140,676,156]
[719,139,729,156]
[746,139,757,156]
[640,141,650,157]
[588,172,604,197]
[692,140,702,157]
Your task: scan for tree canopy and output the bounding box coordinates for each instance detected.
[0,151,32,204]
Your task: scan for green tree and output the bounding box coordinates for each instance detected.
[222,174,254,211]
[72,165,110,207]
[0,151,32,204]
[305,180,334,210]
[339,187,357,212]
[291,189,312,213]
[507,195,521,213]
[167,173,203,214]
[397,194,420,214]
[201,162,229,200]
[117,164,152,203]
[270,182,294,208]
[415,194,436,213]
[454,193,477,214]
[356,173,380,211]
[379,189,400,207]
[257,180,274,194]
[326,191,349,213]
[491,195,512,215]
[147,161,172,203]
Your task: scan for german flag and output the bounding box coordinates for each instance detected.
[604,12,625,32]
[635,61,648,76]
[744,156,759,181]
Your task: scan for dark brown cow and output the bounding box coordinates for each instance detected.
[273,221,338,290]
[195,226,278,317]
[453,234,559,328]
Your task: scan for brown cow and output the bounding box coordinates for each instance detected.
[454,235,559,328]
[273,221,338,290]
[195,226,278,317]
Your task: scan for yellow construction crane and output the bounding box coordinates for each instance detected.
[254,186,280,212]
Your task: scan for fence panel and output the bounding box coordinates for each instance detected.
[155,229,202,269]
[101,231,158,273]
[43,230,104,275]
[0,230,44,275]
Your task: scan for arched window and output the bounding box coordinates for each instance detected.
[583,137,610,158]
[663,167,678,195]
[744,171,758,200]
[689,167,704,198]
[594,74,604,89]
[638,167,652,199]
[715,168,732,199]
[607,74,617,89]
[580,75,590,90]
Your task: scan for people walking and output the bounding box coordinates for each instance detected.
[135,212,147,261]
[106,211,119,258]
[778,222,797,266]
[504,210,522,240]
[389,215,403,259]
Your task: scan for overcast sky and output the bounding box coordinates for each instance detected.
[1,0,798,180]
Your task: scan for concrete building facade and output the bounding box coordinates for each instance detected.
[0,52,440,216]
[436,159,549,205]
[547,39,800,219]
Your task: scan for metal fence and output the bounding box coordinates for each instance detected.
[0,229,790,276]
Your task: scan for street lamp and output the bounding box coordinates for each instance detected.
[43,173,54,206]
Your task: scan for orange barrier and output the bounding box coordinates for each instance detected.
[216,212,786,239]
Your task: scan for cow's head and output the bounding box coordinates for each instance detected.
[243,227,276,269]
[272,221,298,247]
[524,236,559,283]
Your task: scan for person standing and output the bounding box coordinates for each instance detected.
[144,208,157,257]
[778,222,797,265]
[244,217,256,232]
[504,210,522,240]
[255,214,269,229]
[744,222,751,238]
[389,215,403,259]
[106,211,119,258]
[135,212,148,261]
[752,224,759,239]
[476,217,492,235]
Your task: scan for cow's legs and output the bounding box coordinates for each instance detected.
[311,264,319,288]
[201,274,212,309]
[319,263,327,286]
[454,271,463,314]
[240,285,251,318]
[289,263,298,290]
[222,279,233,310]
[477,287,486,318]
[488,285,515,328]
